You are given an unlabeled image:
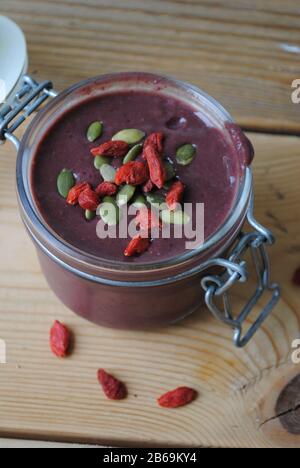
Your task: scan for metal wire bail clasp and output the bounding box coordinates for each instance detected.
[201,195,280,348]
[0,75,57,150]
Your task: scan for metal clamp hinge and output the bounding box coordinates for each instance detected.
[0,75,57,150]
[201,197,280,347]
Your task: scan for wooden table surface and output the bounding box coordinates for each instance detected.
[0,0,300,448]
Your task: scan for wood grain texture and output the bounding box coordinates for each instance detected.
[1,0,300,133]
[0,438,99,448]
[0,130,299,447]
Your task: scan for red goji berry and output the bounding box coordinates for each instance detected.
[157,387,197,408]
[78,187,100,211]
[115,161,149,186]
[142,179,154,193]
[97,369,127,400]
[90,140,129,158]
[95,181,117,197]
[66,182,90,205]
[124,235,150,257]
[135,207,161,233]
[50,320,70,358]
[292,267,300,286]
[143,132,164,157]
[166,180,185,210]
[143,145,166,189]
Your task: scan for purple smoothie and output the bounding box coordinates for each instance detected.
[31,90,248,263]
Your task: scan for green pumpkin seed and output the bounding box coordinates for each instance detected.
[57,169,75,198]
[112,128,145,145]
[100,164,116,182]
[132,194,146,208]
[116,184,136,207]
[164,161,176,181]
[146,193,166,209]
[176,144,196,166]
[87,121,103,142]
[94,155,110,169]
[160,209,190,225]
[99,196,120,226]
[85,209,96,221]
[123,143,143,164]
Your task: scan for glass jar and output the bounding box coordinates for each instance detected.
[0,72,280,347]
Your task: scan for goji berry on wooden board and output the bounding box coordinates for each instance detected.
[50,321,70,358]
[66,182,90,205]
[90,140,129,158]
[124,235,150,257]
[97,369,127,400]
[166,180,185,210]
[157,387,197,408]
[78,187,100,211]
[115,161,149,186]
[95,181,117,197]
[292,267,300,286]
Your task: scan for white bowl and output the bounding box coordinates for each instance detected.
[0,16,27,104]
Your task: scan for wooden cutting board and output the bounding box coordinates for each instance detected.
[0,131,299,448]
